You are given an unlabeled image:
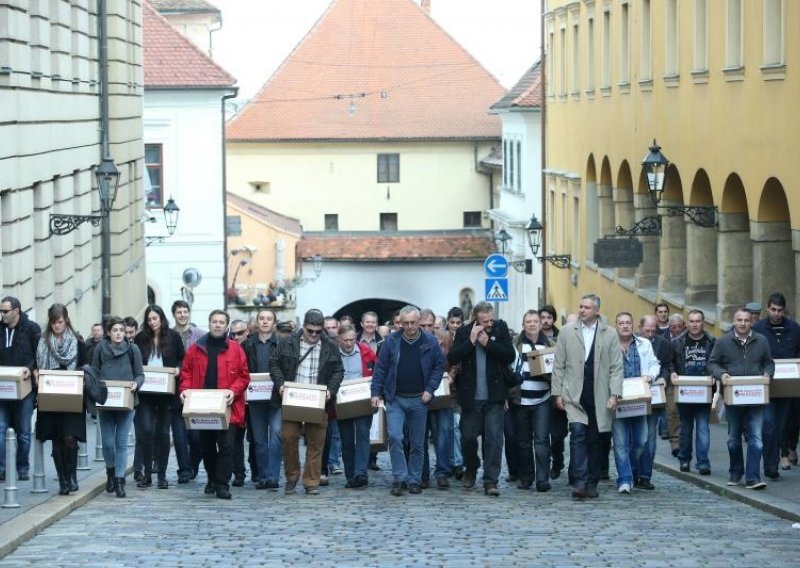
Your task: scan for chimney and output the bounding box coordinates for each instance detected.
[421,0,431,14]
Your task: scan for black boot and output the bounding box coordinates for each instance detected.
[115,477,126,498]
[52,451,69,495]
[137,473,152,488]
[106,468,115,493]
[66,445,79,492]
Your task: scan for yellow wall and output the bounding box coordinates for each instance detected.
[543,0,800,330]
[226,141,496,231]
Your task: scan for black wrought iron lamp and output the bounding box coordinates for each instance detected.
[494,228,530,273]
[526,214,571,269]
[145,197,181,246]
[49,157,121,235]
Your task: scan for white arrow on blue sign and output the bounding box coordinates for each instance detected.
[484,254,508,278]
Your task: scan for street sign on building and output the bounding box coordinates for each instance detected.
[485,278,509,302]
[483,254,508,278]
[594,238,644,268]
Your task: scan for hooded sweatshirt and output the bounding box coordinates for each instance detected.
[91,338,145,406]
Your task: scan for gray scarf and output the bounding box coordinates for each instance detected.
[36,329,79,370]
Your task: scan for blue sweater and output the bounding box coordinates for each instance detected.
[753,317,800,359]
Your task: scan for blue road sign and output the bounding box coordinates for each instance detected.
[484,254,508,278]
[485,278,509,302]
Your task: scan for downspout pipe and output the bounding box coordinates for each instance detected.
[221,90,239,310]
[98,0,112,320]
[539,0,548,305]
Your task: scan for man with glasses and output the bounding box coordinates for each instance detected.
[229,320,249,344]
[228,319,251,486]
[270,310,343,495]
[0,296,41,481]
[371,305,445,496]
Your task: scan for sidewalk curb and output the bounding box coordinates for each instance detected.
[0,467,131,558]
[653,460,800,523]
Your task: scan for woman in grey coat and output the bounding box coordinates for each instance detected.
[92,316,144,497]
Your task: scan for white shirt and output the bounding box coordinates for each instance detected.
[581,320,598,362]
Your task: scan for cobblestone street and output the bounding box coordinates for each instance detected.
[0,450,796,567]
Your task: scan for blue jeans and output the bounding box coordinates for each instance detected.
[339,415,372,482]
[169,395,192,477]
[568,408,603,490]
[248,402,282,483]
[612,415,648,488]
[421,407,453,481]
[727,405,764,483]
[99,409,135,477]
[460,401,504,484]
[452,411,463,467]
[762,399,791,474]
[634,411,659,481]
[677,403,711,469]
[514,402,551,484]
[387,396,428,485]
[327,419,342,468]
[0,394,34,474]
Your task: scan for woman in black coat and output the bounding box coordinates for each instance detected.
[34,304,88,495]
[133,305,184,488]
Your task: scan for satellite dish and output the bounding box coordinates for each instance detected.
[182,268,202,289]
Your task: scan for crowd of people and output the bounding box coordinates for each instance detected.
[0,290,796,501]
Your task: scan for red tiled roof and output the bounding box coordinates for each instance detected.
[227,0,505,142]
[227,193,302,235]
[143,1,235,89]
[297,232,495,261]
[490,62,541,111]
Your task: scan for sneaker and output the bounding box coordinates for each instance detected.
[635,478,655,490]
[679,462,690,472]
[390,482,406,496]
[698,467,711,476]
[726,476,742,486]
[618,483,631,494]
[536,481,551,493]
[408,483,422,494]
[329,466,343,475]
[764,470,780,480]
[780,456,792,470]
[319,475,329,487]
[305,487,320,495]
[745,480,767,490]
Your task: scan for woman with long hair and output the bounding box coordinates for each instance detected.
[133,305,184,489]
[93,316,144,498]
[34,304,88,495]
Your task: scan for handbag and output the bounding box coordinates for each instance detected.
[82,364,108,405]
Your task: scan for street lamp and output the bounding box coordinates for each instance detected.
[494,229,512,256]
[493,228,530,273]
[525,214,572,269]
[145,196,181,246]
[49,158,121,235]
[641,139,718,228]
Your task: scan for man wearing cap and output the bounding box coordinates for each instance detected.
[270,310,343,495]
[746,302,763,324]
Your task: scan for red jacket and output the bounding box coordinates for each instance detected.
[330,342,377,419]
[179,334,250,428]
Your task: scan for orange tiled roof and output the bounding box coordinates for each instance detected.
[143,1,235,89]
[490,62,541,111]
[227,0,505,142]
[297,231,495,261]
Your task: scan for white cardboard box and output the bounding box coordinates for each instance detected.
[0,366,31,400]
[723,376,770,406]
[370,405,387,451]
[673,376,713,404]
[771,359,800,398]
[282,382,327,424]
[526,347,556,376]
[140,366,177,395]
[246,373,274,402]
[616,376,652,418]
[616,399,652,418]
[427,373,453,411]
[183,389,231,430]
[37,370,83,412]
[97,380,134,411]
[335,377,373,420]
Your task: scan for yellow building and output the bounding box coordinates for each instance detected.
[543,0,798,330]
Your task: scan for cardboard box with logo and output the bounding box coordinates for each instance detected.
[0,366,32,401]
[246,373,274,402]
[281,382,327,424]
[335,377,373,420]
[650,379,667,407]
[616,376,652,418]
[182,389,231,430]
[771,359,800,398]
[526,347,556,377]
[427,373,453,411]
[37,370,83,412]
[673,376,713,404]
[370,405,387,452]
[97,380,134,411]
[722,375,770,406]
[140,366,177,395]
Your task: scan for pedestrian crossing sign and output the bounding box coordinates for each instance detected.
[484,278,509,302]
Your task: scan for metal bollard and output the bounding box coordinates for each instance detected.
[94,419,103,462]
[30,437,48,493]
[2,428,20,508]
[77,441,90,470]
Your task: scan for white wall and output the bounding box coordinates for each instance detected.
[144,89,233,323]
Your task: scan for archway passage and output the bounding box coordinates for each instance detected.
[333,298,413,329]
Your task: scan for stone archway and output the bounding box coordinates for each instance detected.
[615,161,635,278]
[334,298,413,330]
[685,169,718,309]
[717,173,752,323]
[658,164,687,299]
[753,178,795,309]
[599,157,615,239]
[634,167,660,292]
[585,155,599,262]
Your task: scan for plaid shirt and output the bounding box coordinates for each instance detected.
[295,339,320,385]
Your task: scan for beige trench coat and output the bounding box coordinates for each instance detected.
[551,321,623,433]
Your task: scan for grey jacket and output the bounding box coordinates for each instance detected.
[91,338,145,407]
[707,331,774,380]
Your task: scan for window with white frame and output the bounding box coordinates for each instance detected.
[693,0,708,72]
[560,26,567,95]
[547,29,555,96]
[515,141,522,191]
[763,0,785,66]
[640,0,652,80]
[587,17,595,90]
[665,0,679,76]
[620,2,630,84]
[726,0,743,68]
[572,22,580,93]
[144,143,163,208]
[602,9,611,88]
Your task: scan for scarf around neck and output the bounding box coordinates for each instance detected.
[36,329,79,371]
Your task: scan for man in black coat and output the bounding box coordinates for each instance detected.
[448,302,515,496]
